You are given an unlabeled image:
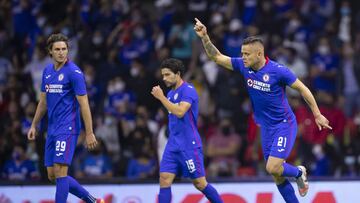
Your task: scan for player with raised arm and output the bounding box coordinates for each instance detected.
[27,33,103,203]
[151,58,223,203]
[194,18,332,202]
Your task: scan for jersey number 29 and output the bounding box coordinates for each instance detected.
[56,141,66,152]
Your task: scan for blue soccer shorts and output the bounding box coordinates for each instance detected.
[261,119,298,161]
[44,134,79,167]
[160,147,205,179]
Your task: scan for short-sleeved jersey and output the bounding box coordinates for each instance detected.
[166,82,202,151]
[41,61,87,136]
[231,57,297,128]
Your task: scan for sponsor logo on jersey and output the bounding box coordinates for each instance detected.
[56,153,63,156]
[247,78,271,92]
[45,84,63,93]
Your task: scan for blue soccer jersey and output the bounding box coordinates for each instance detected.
[231,57,297,127]
[41,60,87,136]
[166,82,202,151]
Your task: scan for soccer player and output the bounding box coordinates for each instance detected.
[151,58,223,203]
[194,18,332,203]
[27,33,103,203]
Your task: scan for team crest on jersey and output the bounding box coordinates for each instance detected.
[174,93,178,100]
[247,79,253,87]
[58,73,64,81]
[263,74,269,82]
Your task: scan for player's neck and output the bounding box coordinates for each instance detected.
[173,79,184,90]
[252,57,266,71]
[54,59,67,71]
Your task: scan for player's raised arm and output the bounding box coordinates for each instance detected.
[28,92,47,140]
[290,79,332,131]
[194,18,233,70]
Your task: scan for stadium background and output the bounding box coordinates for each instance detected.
[0,0,360,202]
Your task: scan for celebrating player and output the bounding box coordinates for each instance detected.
[194,18,332,202]
[151,58,223,203]
[27,33,103,203]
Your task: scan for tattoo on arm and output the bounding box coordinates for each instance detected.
[204,41,219,61]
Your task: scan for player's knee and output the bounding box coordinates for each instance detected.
[266,164,281,176]
[193,179,207,191]
[53,164,68,178]
[159,174,172,187]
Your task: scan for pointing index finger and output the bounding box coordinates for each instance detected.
[195,18,201,23]
[325,124,332,130]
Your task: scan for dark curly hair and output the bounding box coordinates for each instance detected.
[160,58,185,76]
[46,33,69,56]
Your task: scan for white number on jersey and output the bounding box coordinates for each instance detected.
[186,159,196,173]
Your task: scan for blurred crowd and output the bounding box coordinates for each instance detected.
[1,0,360,182]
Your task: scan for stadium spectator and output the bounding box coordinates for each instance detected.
[2,144,40,181]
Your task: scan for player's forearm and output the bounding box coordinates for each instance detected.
[158,96,185,118]
[201,35,221,63]
[31,101,47,128]
[300,87,321,117]
[79,100,94,135]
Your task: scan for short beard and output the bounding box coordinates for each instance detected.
[168,83,176,89]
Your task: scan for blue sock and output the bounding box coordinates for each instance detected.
[277,179,299,203]
[158,187,171,203]
[56,176,69,203]
[201,184,223,203]
[282,163,300,177]
[68,176,96,203]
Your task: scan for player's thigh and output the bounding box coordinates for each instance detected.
[179,148,205,179]
[44,135,55,167]
[269,121,297,159]
[53,134,78,166]
[160,149,179,175]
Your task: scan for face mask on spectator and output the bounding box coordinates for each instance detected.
[318,45,330,55]
[37,16,46,27]
[107,84,115,94]
[113,81,125,92]
[345,156,355,166]
[44,26,53,36]
[341,7,350,16]
[62,27,70,36]
[92,36,103,45]
[289,19,300,31]
[85,74,94,84]
[134,27,145,39]
[130,67,140,77]
[211,13,223,25]
[104,116,114,125]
